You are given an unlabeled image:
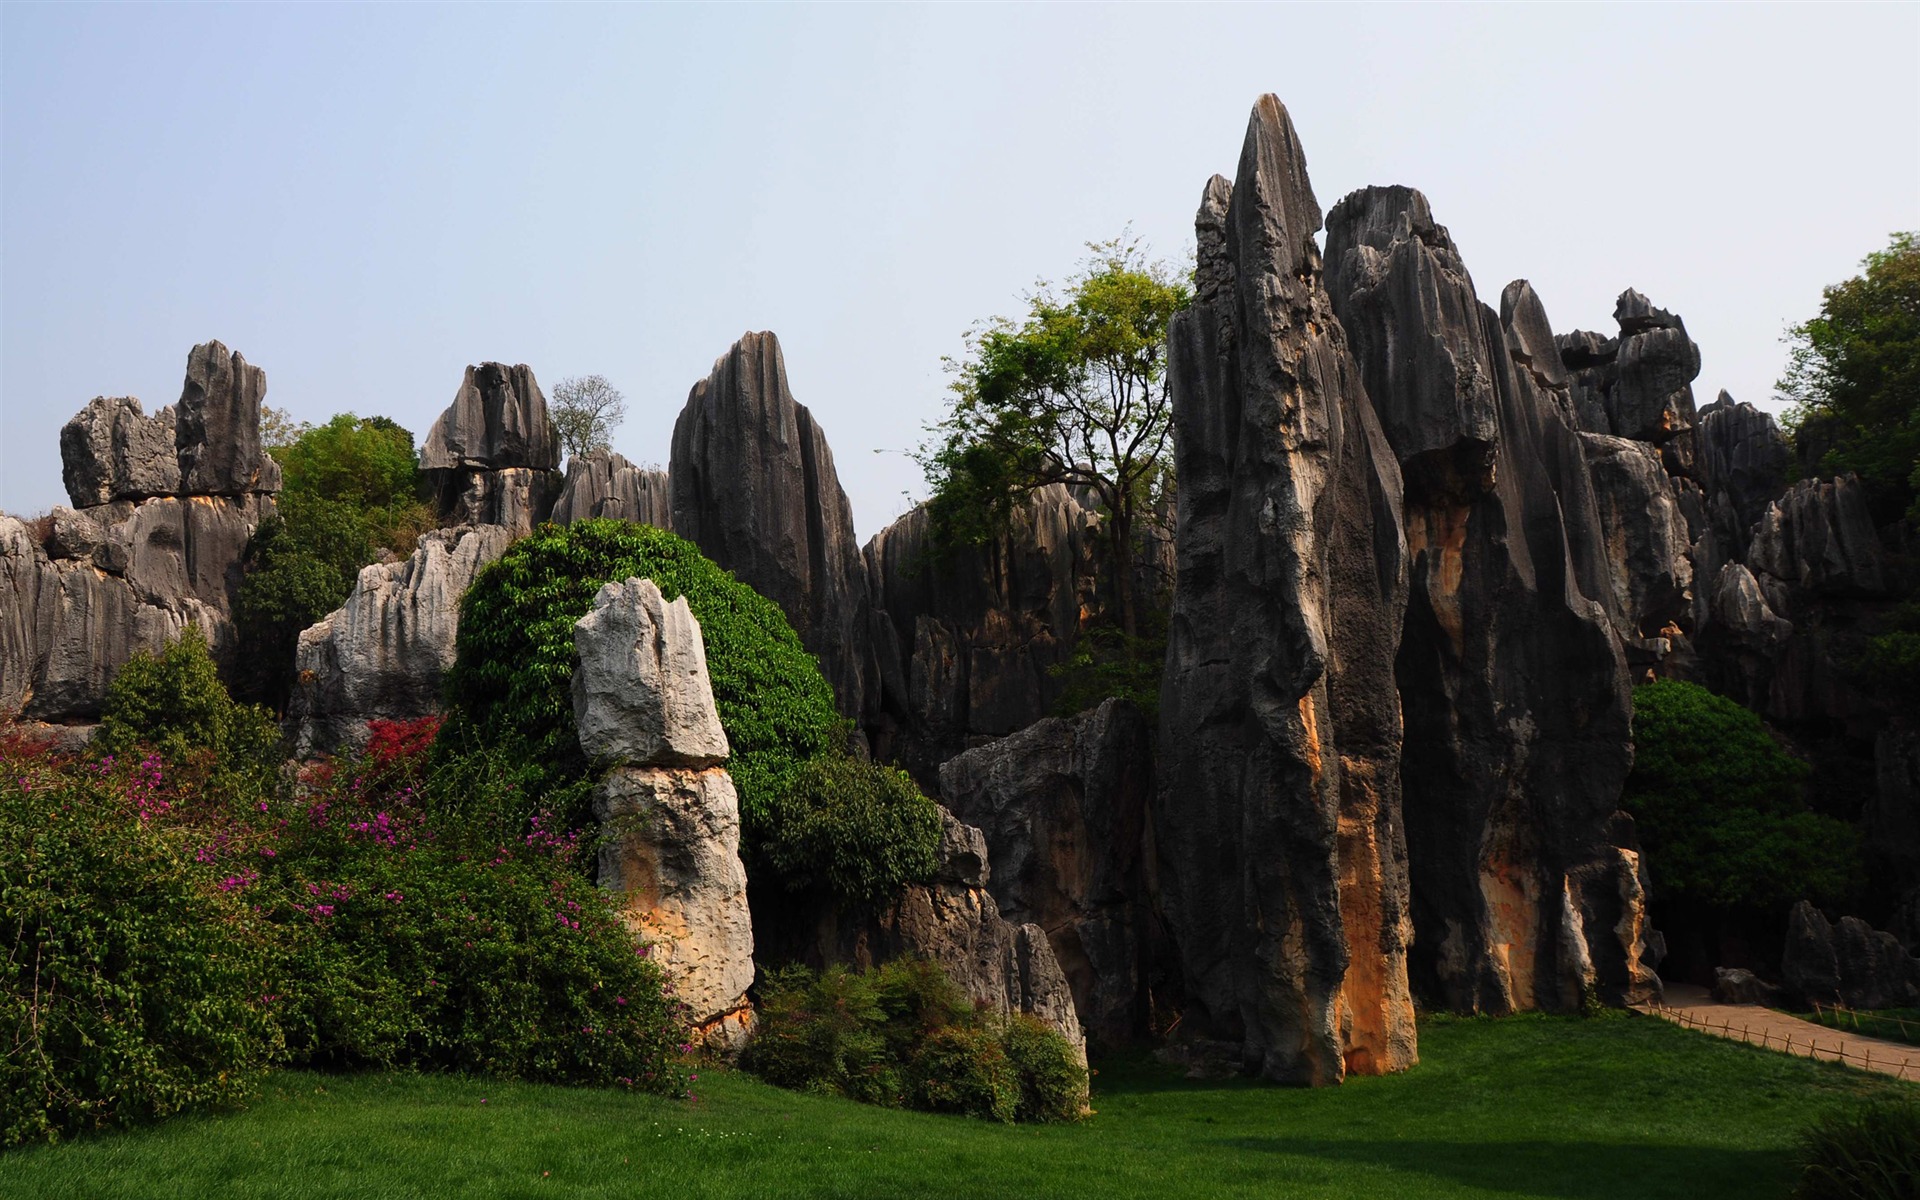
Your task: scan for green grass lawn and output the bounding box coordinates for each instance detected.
[11,1012,1914,1200]
[1799,1006,1920,1049]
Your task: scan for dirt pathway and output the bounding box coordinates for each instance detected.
[1637,983,1920,1082]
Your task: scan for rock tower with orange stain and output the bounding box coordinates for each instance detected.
[1155,96,1418,1085]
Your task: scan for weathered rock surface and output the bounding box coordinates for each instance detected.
[286,524,513,755]
[60,397,180,506]
[1580,432,1695,641]
[1154,98,1416,1084]
[574,577,754,1049]
[176,341,282,496]
[5,342,281,722]
[420,363,563,534]
[938,698,1153,1047]
[1325,185,1497,501]
[573,578,730,769]
[1746,476,1889,599]
[551,450,672,528]
[863,485,1104,781]
[1694,392,1792,545]
[670,332,874,721]
[1326,184,1658,1016]
[1556,290,1701,446]
[1781,900,1920,1010]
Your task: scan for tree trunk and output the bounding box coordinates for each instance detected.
[1112,504,1137,639]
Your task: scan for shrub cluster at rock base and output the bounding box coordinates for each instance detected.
[1792,1099,1920,1200]
[742,959,1086,1123]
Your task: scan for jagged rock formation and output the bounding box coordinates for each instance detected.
[1580,432,1695,646]
[669,333,874,721]
[1695,391,1791,544]
[574,578,755,1050]
[1325,186,1659,1015]
[1559,291,1701,447]
[938,698,1154,1048]
[551,450,672,528]
[1154,98,1416,1084]
[1746,475,1888,598]
[285,525,513,755]
[421,363,563,536]
[1781,901,1920,1009]
[3,341,280,723]
[768,807,1086,1061]
[863,485,1106,780]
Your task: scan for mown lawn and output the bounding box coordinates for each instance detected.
[11,1012,1914,1200]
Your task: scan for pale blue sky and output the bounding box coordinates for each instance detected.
[4,3,1916,539]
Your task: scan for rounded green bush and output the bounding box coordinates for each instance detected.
[96,626,282,790]
[910,1024,1020,1123]
[761,755,942,907]
[439,519,842,837]
[0,744,282,1147]
[1001,1013,1089,1123]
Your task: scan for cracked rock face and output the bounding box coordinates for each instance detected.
[669,332,874,721]
[551,450,672,528]
[1154,97,1416,1084]
[60,397,181,506]
[176,341,283,496]
[1326,185,1656,1018]
[286,524,514,755]
[938,698,1154,1048]
[1556,291,1701,445]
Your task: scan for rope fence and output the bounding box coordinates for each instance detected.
[1808,1000,1920,1048]
[1644,1001,1918,1081]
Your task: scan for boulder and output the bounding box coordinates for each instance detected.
[1711,967,1779,1006]
[1556,290,1701,446]
[286,524,514,755]
[863,484,1104,781]
[1325,183,1656,1015]
[938,698,1153,1047]
[573,576,754,1047]
[551,450,672,528]
[669,332,874,721]
[572,578,730,769]
[1747,475,1889,598]
[59,396,180,506]
[1154,98,1416,1084]
[176,340,282,496]
[1782,900,1920,1010]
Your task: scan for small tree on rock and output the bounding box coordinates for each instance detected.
[551,374,628,461]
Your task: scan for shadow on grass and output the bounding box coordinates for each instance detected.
[1223,1137,1788,1199]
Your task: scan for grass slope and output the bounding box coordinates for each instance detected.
[12,1013,1914,1200]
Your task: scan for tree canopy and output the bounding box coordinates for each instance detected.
[918,235,1189,636]
[550,374,628,461]
[1780,231,1920,519]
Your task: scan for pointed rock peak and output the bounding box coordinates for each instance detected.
[704,331,795,413]
[176,339,279,496]
[1613,288,1679,334]
[421,362,560,472]
[1234,95,1324,275]
[1327,185,1441,256]
[1500,280,1568,386]
[1194,175,1234,300]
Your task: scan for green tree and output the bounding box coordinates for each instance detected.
[920,235,1189,637]
[550,374,628,461]
[1624,679,1858,914]
[1780,231,1920,519]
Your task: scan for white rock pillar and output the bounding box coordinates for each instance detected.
[572,577,755,1052]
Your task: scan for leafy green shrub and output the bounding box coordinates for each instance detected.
[910,1024,1020,1122]
[1792,1099,1920,1200]
[1,734,283,1147]
[742,958,1085,1124]
[759,755,941,907]
[1626,679,1859,912]
[1001,1013,1090,1123]
[95,627,282,796]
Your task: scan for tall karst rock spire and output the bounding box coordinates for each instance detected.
[1155,96,1417,1085]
